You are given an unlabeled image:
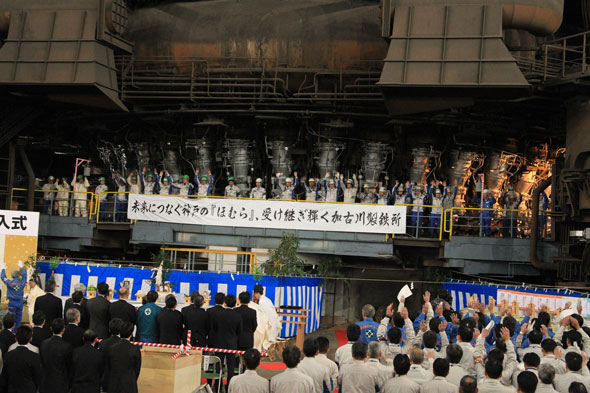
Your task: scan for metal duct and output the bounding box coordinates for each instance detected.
[448,149,479,206]
[162,147,180,181]
[485,151,518,196]
[315,142,345,179]
[192,138,215,174]
[227,139,251,193]
[131,142,150,169]
[361,142,390,184]
[409,147,431,185]
[269,140,293,176]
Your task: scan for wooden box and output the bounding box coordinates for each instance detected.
[138,346,202,393]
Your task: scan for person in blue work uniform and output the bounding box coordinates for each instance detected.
[1,264,27,327]
[356,304,380,344]
[408,183,428,236]
[112,173,128,221]
[136,290,162,343]
[480,189,496,237]
[429,183,445,234]
[538,190,549,238]
[195,168,214,196]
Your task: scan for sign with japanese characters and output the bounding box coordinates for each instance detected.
[0,210,39,237]
[128,194,407,234]
[0,210,39,292]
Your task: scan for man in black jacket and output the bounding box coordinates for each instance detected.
[236,291,258,351]
[212,294,243,387]
[34,280,63,331]
[157,294,183,345]
[98,318,123,392]
[63,308,84,348]
[182,291,208,347]
[39,318,73,393]
[86,282,111,339]
[206,292,226,347]
[0,312,16,356]
[107,322,142,393]
[71,329,104,393]
[64,290,89,330]
[31,311,51,349]
[109,286,137,325]
[0,325,42,393]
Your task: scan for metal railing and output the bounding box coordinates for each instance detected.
[394,203,444,240]
[541,31,590,81]
[162,247,270,274]
[11,188,95,220]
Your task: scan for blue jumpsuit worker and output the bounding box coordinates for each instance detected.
[95,177,109,220]
[480,189,496,237]
[408,184,428,234]
[1,266,27,327]
[355,304,380,344]
[501,187,522,238]
[429,186,445,234]
[538,191,549,238]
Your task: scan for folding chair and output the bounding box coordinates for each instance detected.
[201,355,224,393]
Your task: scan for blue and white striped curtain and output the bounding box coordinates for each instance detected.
[37,262,324,337]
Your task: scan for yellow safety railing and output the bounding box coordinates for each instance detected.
[394,203,445,241]
[162,247,271,274]
[11,188,95,221]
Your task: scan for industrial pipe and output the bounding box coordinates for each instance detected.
[17,145,35,211]
[530,177,555,271]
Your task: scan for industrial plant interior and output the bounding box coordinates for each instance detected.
[0,0,589,315]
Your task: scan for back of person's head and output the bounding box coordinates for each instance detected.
[346,324,361,342]
[368,341,381,359]
[566,352,583,372]
[253,285,264,295]
[225,294,237,308]
[458,325,473,342]
[523,352,540,369]
[165,294,177,309]
[32,310,46,326]
[495,339,507,354]
[567,330,584,350]
[517,370,538,393]
[429,317,441,333]
[317,336,330,354]
[423,331,438,349]
[542,338,557,353]
[72,290,84,304]
[97,282,109,296]
[45,280,56,293]
[361,304,375,319]
[118,286,129,298]
[569,382,589,393]
[528,329,543,345]
[303,338,319,357]
[394,354,411,376]
[73,283,86,293]
[494,323,505,339]
[192,294,204,308]
[485,359,503,379]
[433,358,450,378]
[534,312,551,330]
[3,312,16,329]
[146,290,158,303]
[214,292,226,305]
[238,291,251,305]
[446,343,463,364]
[109,318,123,335]
[409,347,424,365]
[460,317,476,331]
[189,290,200,305]
[459,375,477,393]
[503,316,517,337]
[282,345,301,368]
[15,325,33,345]
[538,363,556,384]
[51,318,66,335]
[83,329,97,344]
[388,327,402,344]
[243,348,261,370]
[571,314,584,328]
[65,307,80,324]
[120,322,134,339]
[488,348,505,363]
[392,312,404,328]
[352,341,368,361]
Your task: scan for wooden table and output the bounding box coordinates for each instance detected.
[137,346,202,393]
[277,308,310,349]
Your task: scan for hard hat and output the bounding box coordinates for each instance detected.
[398,185,404,192]
[286,177,293,183]
[183,174,190,179]
[435,188,442,194]
[328,179,335,185]
[346,179,353,184]
[131,176,137,181]
[48,176,55,180]
[363,184,369,188]
[483,189,489,193]
[309,178,316,183]
[147,174,153,179]
[163,177,169,182]
[98,177,105,181]
[77,175,83,179]
[201,176,208,181]
[379,187,386,192]
[255,178,262,183]
[228,176,234,181]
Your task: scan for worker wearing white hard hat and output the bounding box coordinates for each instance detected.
[322,172,341,202]
[340,174,357,203]
[250,177,266,199]
[429,182,445,234]
[393,180,411,205]
[407,182,429,235]
[376,186,390,205]
[357,182,377,204]
[305,177,322,201]
[274,172,297,200]
[41,176,57,215]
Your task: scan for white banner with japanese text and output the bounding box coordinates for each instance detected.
[128,194,406,234]
[0,210,39,291]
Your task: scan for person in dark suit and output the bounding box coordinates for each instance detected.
[31,311,51,349]
[63,308,84,348]
[109,287,137,325]
[86,282,111,339]
[206,292,226,347]
[236,291,258,351]
[33,280,63,332]
[39,318,73,393]
[182,291,209,347]
[0,325,42,393]
[71,329,104,393]
[157,294,183,345]
[64,283,86,312]
[106,322,142,393]
[0,312,16,356]
[64,290,89,330]
[98,318,123,392]
[212,294,243,386]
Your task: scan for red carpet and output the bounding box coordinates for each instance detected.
[335,329,348,347]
